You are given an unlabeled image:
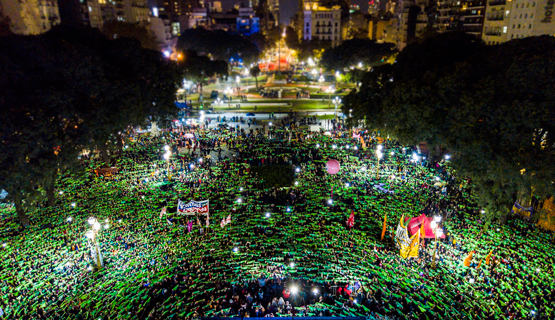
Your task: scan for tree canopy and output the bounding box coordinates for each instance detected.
[177,28,260,65]
[320,38,396,71]
[180,50,229,84]
[0,25,181,226]
[101,21,159,50]
[343,32,555,221]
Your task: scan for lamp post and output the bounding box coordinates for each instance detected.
[235,76,241,98]
[163,146,172,177]
[278,29,285,72]
[85,217,108,269]
[430,215,443,268]
[326,87,333,109]
[225,87,232,108]
[376,145,383,178]
[333,96,341,120]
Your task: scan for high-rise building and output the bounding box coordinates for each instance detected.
[302,0,343,47]
[482,0,555,45]
[268,0,279,26]
[160,0,200,17]
[436,0,460,33]
[0,0,60,34]
[481,0,511,45]
[237,6,260,35]
[80,0,102,28]
[459,0,486,38]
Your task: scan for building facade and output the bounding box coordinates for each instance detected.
[481,0,511,44]
[237,7,260,35]
[436,0,460,32]
[0,0,60,34]
[459,0,486,38]
[302,0,342,47]
[482,0,555,44]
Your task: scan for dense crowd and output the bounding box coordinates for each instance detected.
[0,118,554,319]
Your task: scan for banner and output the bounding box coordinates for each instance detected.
[511,201,533,220]
[395,215,420,259]
[177,199,209,215]
[347,211,355,229]
[395,215,410,250]
[406,229,420,259]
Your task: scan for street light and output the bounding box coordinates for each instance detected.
[333,96,341,120]
[235,76,241,98]
[85,217,106,269]
[278,28,286,72]
[430,215,442,268]
[163,150,172,177]
[376,149,383,177]
[225,87,232,108]
[326,87,333,109]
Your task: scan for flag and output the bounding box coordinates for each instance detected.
[206,213,210,227]
[160,207,167,219]
[407,228,420,259]
[220,214,231,228]
[347,211,355,228]
[419,219,425,245]
[380,214,387,240]
[477,259,483,269]
[485,250,493,265]
[177,199,209,215]
[463,251,474,267]
[187,221,193,232]
[167,218,173,225]
[196,217,201,226]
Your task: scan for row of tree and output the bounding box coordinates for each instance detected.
[0,25,182,226]
[343,32,555,222]
[177,28,261,65]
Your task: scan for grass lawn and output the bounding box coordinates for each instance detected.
[198,99,336,112]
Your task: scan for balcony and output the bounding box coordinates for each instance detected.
[484,29,502,36]
[488,0,506,5]
[487,15,504,21]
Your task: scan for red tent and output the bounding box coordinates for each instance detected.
[404,214,445,239]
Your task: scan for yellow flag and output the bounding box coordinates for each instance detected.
[485,250,493,265]
[381,214,387,241]
[408,229,421,258]
[464,251,474,267]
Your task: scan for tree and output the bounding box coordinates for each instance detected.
[102,21,159,50]
[180,50,229,86]
[250,65,261,88]
[320,39,396,71]
[246,32,273,54]
[284,26,300,50]
[0,12,13,37]
[0,25,181,226]
[296,39,331,62]
[177,28,260,64]
[343,32,555,222]
[346,27,369,40]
